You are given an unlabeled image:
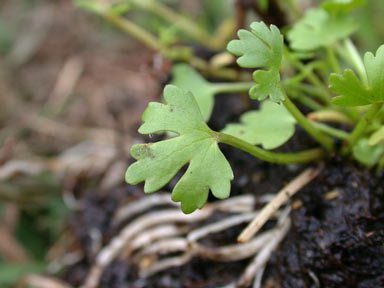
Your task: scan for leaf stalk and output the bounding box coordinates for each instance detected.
[281,89,335,152]
[326,46,341,74]
[131,0,220,50]
[213,82,255,94]
[217,132,326,164]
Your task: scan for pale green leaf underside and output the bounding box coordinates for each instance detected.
[322,0,365,13]
[171,64,217,121]
[330,45,384,106]
[227,22,284,102]
[125,85,233,214]
[353,138,384,167]
[369,126,384,146]
[222,101,296,149]
[288,8,356,51]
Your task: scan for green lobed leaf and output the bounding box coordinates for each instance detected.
[322,0,365,13]
[250,68,284,102]
[125,85,233,213]
[227,22,284,102]
[329,69,371,106]
[364,45,384,100]
[171,64,217,121]
[369,126,384,145]
[353,138,384,167]
[222,101,296,149]
[288,8,356,51]
[330,45,384,106]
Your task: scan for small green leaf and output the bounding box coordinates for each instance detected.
[250,68,284,102]
[329,69,371,106]
[353,138,384,167]
[288,8,356,51]
[364,45,384,101]
[369,126,384,145]
[171,64,217,121]
[322,0,365,13]
[126,85,233,213]
[227,22,284,102]
[330,45,384,106]
[222,101,296,149]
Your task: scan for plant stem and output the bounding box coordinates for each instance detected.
[289,92,323,111]
[217,132,326,164]
[312,122,350,140]
[105,12,163,51]
[103,12,244,81]
[281,89,335,152]
[213,82,254,94]
[342,103,383,154]
[284,48,331,104]
[283,61,324,86]
[131,0,218,50]
[326,46,341,74]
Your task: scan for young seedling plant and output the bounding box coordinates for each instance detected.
[77,0,384,235]
[125,5,384,220]
[73,1,384,286]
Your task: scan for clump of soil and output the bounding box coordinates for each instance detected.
[275,160,384,288]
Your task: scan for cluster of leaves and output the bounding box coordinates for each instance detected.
[124,0,384,213]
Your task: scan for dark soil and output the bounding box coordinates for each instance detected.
[274,160,384,288]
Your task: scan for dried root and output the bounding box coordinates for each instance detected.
[81,194,293,288]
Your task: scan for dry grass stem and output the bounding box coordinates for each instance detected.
[238,166,323,243]
[46,56,84,115]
